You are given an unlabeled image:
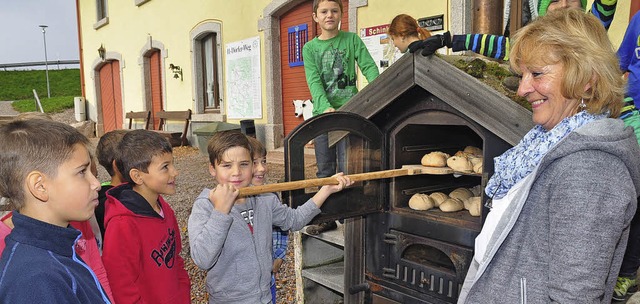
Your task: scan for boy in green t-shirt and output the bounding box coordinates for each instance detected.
[302,0,379,179]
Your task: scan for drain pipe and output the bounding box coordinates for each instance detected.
[472,0,504,35]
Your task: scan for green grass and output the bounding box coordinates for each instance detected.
[0,69,80,113]
[12,96,75,113]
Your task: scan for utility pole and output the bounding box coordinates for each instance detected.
[39,25,50,98]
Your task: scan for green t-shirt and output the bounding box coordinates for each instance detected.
[302,31,379,115]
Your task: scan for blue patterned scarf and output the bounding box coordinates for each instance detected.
[485,111,605,199]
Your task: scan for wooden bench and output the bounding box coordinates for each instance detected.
[125,111,151,130]
[155,109,191,146]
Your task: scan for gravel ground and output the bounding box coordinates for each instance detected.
[0,101,19,116]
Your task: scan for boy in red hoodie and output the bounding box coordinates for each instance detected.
[102,129,190,303]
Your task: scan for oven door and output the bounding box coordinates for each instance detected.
[283,111,385,223]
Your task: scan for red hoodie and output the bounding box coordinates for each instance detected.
[102,183,190,304]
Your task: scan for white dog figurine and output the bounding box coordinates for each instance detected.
[293,99,313,121]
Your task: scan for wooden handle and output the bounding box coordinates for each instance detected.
[236,165,459,197]
[238,168,410,197]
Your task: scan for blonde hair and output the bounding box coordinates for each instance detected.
[509,9,624,117]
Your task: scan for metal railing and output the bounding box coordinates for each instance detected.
[0,60,80,71]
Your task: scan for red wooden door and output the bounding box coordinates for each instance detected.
[281,1,313,136]
[99,61,123,132]
[149,50,163,129]
[280,0,350,136]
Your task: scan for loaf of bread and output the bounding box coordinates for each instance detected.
[439,198,464,212]
[429,192,449,207]
[455,151,474,158]
[409,193,434,211]
[463,146,483,157]
[449,187,474,201]
[465,197,482,216]
[421,151,450,167]
[447,156,473,172]
[469,185,483,197]
[469,156,482,167]
[473,161,483,174]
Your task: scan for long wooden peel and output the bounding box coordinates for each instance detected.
[238,165,455,197]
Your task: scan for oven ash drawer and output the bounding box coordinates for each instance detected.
[369,229,474,303]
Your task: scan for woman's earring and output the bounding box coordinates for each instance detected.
[579,98,587,110]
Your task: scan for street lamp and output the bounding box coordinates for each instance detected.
[39,25,50,98]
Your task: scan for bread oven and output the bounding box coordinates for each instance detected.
[283,54,533,303]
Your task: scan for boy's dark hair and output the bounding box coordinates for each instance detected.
[247,136,266,158]
[207,131,253,166]
[313,0,343,14]
[0,120,89,209]
[96,129,128,177]
[116,129,172,184]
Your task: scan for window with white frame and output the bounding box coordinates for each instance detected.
[191,22,223,114]
[94,0,109,29]
[201,33,220,111]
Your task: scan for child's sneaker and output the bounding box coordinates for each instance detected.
[613,276,638,301]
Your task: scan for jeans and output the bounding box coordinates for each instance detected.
[314,133,348,178]
[620,196,640,278]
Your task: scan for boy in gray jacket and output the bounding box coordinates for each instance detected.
[188,131,352,303]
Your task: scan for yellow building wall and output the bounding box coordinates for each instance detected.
[78,0,634,142]
[357,0,449,32]
[78,0,271,127]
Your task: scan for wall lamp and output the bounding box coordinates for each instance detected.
[98,44,106,61]
[169,63,183,81]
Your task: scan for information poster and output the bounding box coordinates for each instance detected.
[225,36,262,119]
[359,24,403,76]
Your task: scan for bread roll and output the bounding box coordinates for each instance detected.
[455,151,473,158]
[421,152,450,167]
[447,156,473,172]
[429,192,449,207]
[465,197,482,216]
[449,187,473,201]
[473,161,483,174]
[463,146,483,157]
[469,185,483,197]
[469,156,483,167]
[439,198,464,212]
[409,193,434,211]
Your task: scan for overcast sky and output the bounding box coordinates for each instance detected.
[0,0,79,65]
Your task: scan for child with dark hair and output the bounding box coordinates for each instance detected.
[95,129,128,239]
[0,119,111,303]
[102,129,190,303]
[189,130,353,303]
[247,136,289,303]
